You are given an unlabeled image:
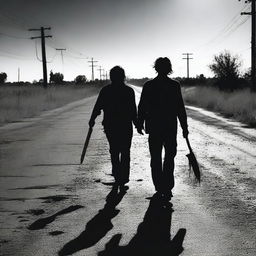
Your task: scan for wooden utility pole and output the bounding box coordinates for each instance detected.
[102,69,105,80]
[56,48,66,74]
[182,53,193,79]
[56,48,66,64]
[98,66,104,80]
[29,27,52,88]
[88,58,98,81]
[241,0,256,91]
[18,67,20,82]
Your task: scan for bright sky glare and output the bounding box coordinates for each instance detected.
[0,0,252,82]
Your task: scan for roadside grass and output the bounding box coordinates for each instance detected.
[0,84,101,125]
[183,86,256,127]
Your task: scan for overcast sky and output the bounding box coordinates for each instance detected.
[0,0,252,82]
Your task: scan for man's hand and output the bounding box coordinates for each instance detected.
[183,129,189,138]
[89,119,95,128]
[137,127,144,135]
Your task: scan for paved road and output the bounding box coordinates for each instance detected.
[0,86,256,256]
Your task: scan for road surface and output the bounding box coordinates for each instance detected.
[0,86,256,256]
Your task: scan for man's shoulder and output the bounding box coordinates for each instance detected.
[167,78,180,87]
[143,79,154,88]
[144,77,180,87]
[100,84,112,93]
[102,84,112,89]
[124,84,134,91]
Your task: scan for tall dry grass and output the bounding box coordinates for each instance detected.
[0,85,100,125]
[183,86,256,127]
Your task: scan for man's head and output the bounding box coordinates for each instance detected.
[110,66,125,83]
[154,57,173,75]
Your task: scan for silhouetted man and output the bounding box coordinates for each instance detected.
[89,66,138,188]
[137,57,189,200]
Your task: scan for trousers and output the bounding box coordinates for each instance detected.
[148,131,177,194]
[105,127,133,185]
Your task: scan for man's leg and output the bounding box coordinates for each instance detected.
[106,131,120,183]
[163,133,177,196]
[120,148,130,184]
[148,133,163,193]
[119,129,132,185]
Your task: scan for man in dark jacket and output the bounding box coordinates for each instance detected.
[137,57,189,200]
[89,66,138,187]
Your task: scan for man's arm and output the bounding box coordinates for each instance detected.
[137,85,148,134]
[131,89,138,128]
[177,84,189,138]
[89,90,104,127]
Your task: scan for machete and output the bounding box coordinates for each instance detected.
[80,127,93,164]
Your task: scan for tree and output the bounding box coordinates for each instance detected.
[49,70,54,83]
[0,72,7,84]
[209,51,242,90]
[75,75,87,85]
[196,74,207,84]
[49,71,64,84]
[243,68,251,81]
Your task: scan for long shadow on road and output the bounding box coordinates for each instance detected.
[58,185,128,256]
[99,195,186,256]
[28,205,84,230]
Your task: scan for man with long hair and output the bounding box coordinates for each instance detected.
[137,57,189,200]
[89,66,138,189]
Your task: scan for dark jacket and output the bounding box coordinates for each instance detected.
[89,83,138,131]
[137,76,188,134]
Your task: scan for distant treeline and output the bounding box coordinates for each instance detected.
[129,75,250,90]
[0,71,109,87]
[0,50,253,91]
[130,50,253,91]
[0,80,109,87]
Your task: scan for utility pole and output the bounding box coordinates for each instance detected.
[240,0,256,91]
[88,57,98,81]
[29,27,52,88]
[56,48,66,64]
[18,67,20,82]
[182,53,193,79]
[98,66,104,80]
[102,69,105,80]
[56,48,66,74]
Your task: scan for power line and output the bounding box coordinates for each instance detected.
[64,56,86,73]
[0,52,32,61]
[34,40,57,63]
[65,53,88,59]
[34,40,42,62]
[220,4,250,33]
[0,48,32,60]
[204,4,250,46]
[46,38,88,59]
[223,15,250,39]
[0,32,29,40]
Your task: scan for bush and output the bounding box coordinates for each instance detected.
[209,50,242,91]
[75,75,87,85]
[50,71,64,84]
[0,72,7,84]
